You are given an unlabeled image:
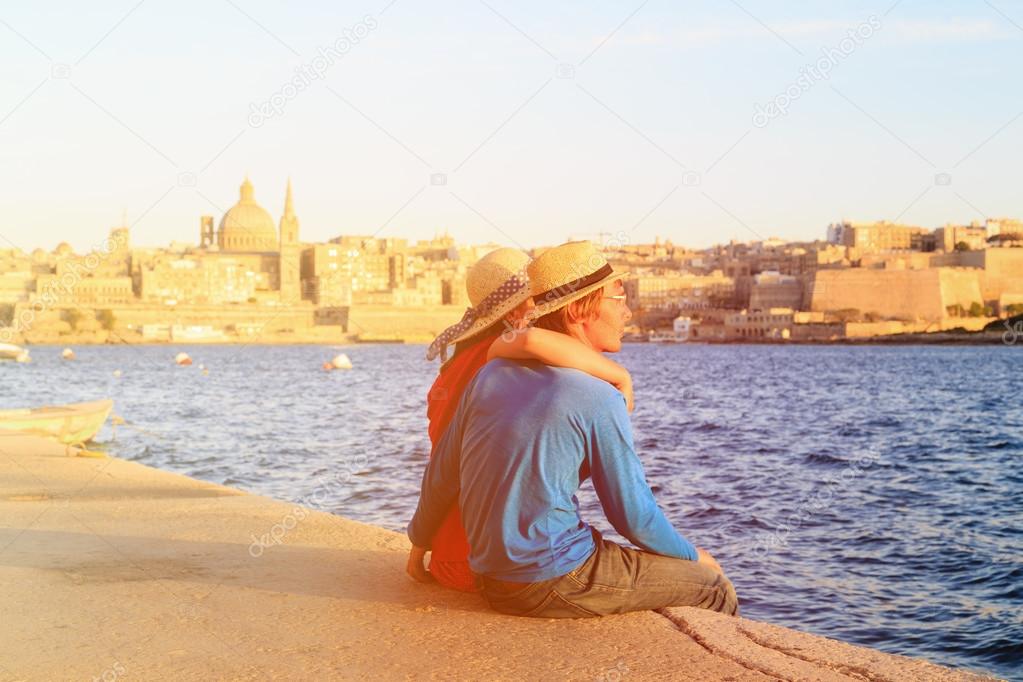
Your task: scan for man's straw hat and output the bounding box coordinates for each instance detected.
[426,248,531,361]
[528,241,628,319]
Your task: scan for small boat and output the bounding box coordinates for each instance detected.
[0,342,30,363]
[329,353,353,370]
[647,330,680,343]
[0,399,113,445]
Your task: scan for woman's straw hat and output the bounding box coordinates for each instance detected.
[426,248,531,361]
[528,241,628,319]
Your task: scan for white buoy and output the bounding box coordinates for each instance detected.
[330,353,353,370]
[175,352,192,366]
[113,370,123,378]
[62,348,75,360]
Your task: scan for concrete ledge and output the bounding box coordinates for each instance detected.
[0,433,999,681]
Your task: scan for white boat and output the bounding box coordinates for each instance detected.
[0,342,30,363]
[647,316,693,344]
[648,330,679,343]
[330,353,353,370]
[0,399,113,444]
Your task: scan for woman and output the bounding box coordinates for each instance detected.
[410,247,633,591]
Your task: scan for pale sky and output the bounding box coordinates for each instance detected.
[1,0,1021,253]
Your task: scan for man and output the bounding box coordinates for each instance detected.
[407,241,738,618]
[419,247,634,593]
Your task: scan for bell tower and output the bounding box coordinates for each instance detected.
[278,178,302,303]
[200,216,214,248]
[279,178,300,246]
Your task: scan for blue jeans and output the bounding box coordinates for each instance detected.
[481,531,739,618]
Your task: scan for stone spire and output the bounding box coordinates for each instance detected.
[284,178,295,215]
[279,178,300,245]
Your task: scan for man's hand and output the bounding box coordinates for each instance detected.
[406,545,434,584]
[696,548,724,575]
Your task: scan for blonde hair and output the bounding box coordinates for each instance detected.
[532,288,604,335]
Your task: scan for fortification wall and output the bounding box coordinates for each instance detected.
[962,249,1023,304]
[938,269,984,312]
[808,268,984,320]
[808,269,944,319]
[9,302,316,334]
[346,304,463,340]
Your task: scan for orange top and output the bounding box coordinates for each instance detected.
[424,333,497,592]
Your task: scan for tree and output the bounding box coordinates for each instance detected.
[968,302,985,317]
[63,309,82,331]
[97,309,116,331]
[833,308,861,323]
[954,241,971,252]
[989,232,1022,245]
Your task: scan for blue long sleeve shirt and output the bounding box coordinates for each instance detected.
[408,359,697,583]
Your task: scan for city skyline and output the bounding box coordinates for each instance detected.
[5,173,1016,256]
[2,1,1022,253]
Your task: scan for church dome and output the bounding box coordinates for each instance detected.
[218,178,278,252]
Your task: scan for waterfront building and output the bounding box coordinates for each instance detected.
[138,254,270,305]
[673,315,691,341]
[31,274,135,306]
[827,220,934,252]
[724,308,797,339]
[300,243,402,302]
[935,222,988,252]
[624,270,736,311]
[985,217,1023,237]
[392,274,444,306]
[749,271,802,311]
[327,237,406,291]
[139,178,303,307]
[0,249,35,305]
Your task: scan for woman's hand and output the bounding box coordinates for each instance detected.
[406,545,434,583]
[488,327,635,413]
[613,372,635,413]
